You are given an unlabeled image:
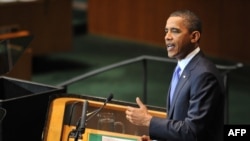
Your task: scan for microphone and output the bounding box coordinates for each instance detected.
[77,100,88,138]
[86,93,113,121]
[67,94,113,141]
[68,100,88,141]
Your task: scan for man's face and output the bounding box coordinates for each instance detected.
[164,16,194,60]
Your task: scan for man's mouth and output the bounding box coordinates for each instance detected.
[166,44,175,51]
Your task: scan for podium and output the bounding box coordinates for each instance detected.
[42,94,166,141]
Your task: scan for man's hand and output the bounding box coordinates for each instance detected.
[125,97,152,126]
[141,135,151,141]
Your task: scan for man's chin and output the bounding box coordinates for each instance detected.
[167,53,175,59]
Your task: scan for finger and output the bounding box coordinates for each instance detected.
[136,97,145,109]
[126,115,133,123]
[141,135,150,141]
[126,114,130,120]
[126,106,134,114]
[126,106,134,111]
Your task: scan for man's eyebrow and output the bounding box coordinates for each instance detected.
[165,27,179,31]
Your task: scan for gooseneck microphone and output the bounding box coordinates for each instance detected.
[86,93,113,122]
[79,101,88,133]
[67,94,113,141]
[75,100,88,141]
[68,100,88,141]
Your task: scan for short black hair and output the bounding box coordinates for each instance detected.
[169,9,202,34]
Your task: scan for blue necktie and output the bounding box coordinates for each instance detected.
[170,66,181,106]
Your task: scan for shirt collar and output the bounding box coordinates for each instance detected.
[177,47,200,73]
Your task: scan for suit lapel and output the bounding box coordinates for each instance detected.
[168,71,190,118]
[167,52,203,118]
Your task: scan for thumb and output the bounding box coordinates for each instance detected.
[136,97,145,109]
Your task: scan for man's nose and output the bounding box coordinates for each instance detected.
[165,32,172,40]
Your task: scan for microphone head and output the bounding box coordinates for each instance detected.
[86,93,114,122]
[107,93,113,102]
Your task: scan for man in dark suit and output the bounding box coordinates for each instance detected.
[125,9,225,141]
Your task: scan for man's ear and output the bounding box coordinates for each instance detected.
[190,31,201,43]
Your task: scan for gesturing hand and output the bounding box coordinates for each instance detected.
[125,97,152,126]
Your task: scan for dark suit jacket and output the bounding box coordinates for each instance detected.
[149,52,225,141]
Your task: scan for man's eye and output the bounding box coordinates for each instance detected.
[172,29,178,33]
[172,29,179,33]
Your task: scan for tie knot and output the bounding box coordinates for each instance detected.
[175,66,181,78]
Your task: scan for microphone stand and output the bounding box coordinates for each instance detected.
[68,100,88,141]
[74,118,84,141]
